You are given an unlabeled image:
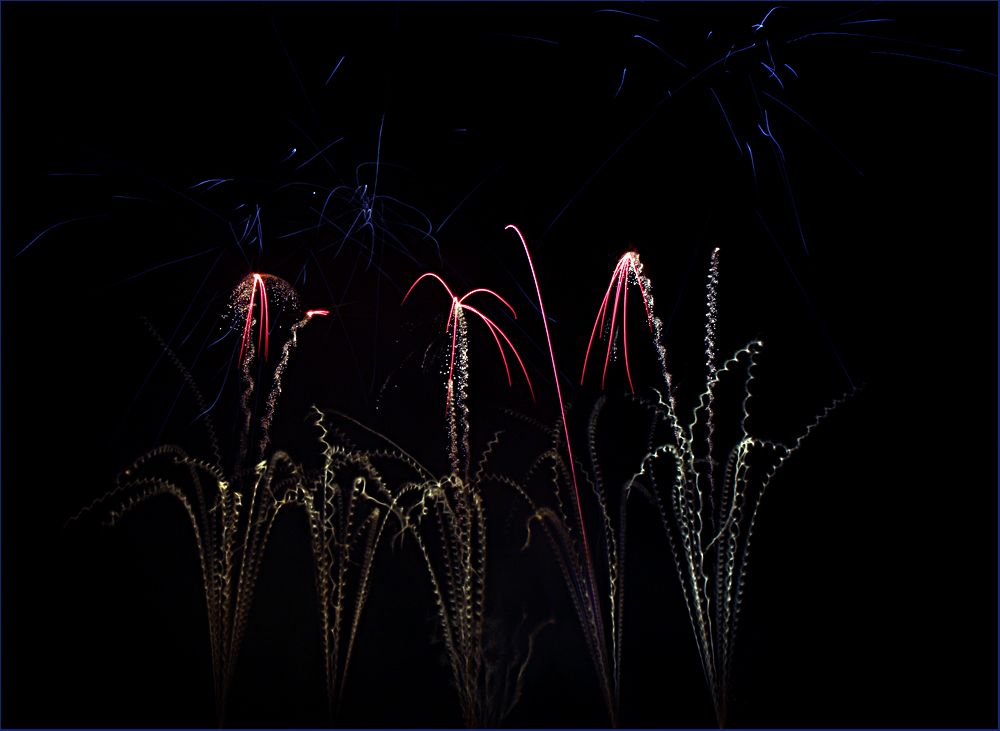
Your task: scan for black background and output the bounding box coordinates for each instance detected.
[4,3,996,729]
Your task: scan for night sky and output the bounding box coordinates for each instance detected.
[5,3,996,729]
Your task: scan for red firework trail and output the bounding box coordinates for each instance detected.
[581,252,653,394]
[239,273,270,365]
[402,272,534,411]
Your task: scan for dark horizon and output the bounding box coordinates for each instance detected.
[5,3,996,728]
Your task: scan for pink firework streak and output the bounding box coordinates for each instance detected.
[239,273,271,364]
[505,224,600,630]
[402,272,535,412]
[581,252,653,394]
[237,274,328,365]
